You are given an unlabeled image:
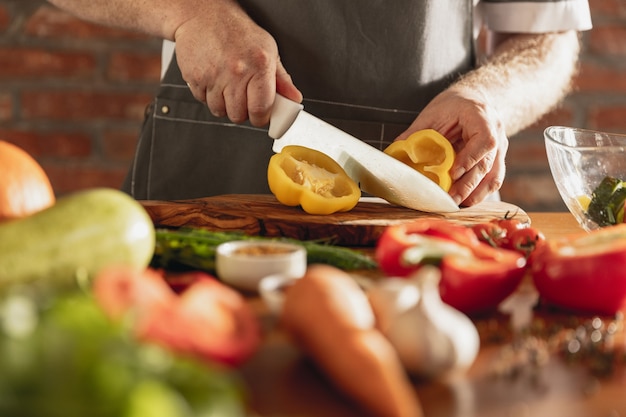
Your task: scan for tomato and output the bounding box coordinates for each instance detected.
[506,227,546,258]
[93,267,261,367]
[471,222,506,247]
[490,212,527,235]
[376,219,527,314]
[141,273,261,367]
[93,266,174,320]
[531,224,626,315]
[469,214,546,259]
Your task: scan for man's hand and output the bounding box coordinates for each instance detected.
[397,31,580,207]
[173,1,302,126]
[397,86,508,207]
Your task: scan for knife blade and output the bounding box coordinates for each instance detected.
[268,94,459,213]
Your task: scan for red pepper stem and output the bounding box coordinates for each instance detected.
[400,237,473,268]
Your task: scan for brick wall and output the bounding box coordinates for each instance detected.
[1,0,625,212]
[0,1,161,195]
[502,0,626,211]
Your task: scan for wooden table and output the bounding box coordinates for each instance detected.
[239,212,626,417]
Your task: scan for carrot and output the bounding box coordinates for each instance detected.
[280,264,423,417]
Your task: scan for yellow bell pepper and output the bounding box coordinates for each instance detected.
[383,129,455,191]
[267,145,361,215]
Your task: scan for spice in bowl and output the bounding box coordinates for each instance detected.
[216,240,307,292]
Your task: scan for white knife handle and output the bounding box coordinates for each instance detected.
[268,94,304,139]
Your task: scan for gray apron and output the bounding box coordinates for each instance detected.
[123,0,474,200]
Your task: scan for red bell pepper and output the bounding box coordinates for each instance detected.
[375,219,527,315]
[531,224,626,315]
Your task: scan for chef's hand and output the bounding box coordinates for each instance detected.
[173,1,302,126]
[396,86,508,207]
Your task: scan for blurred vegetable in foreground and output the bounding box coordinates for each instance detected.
[93,267,261,367]
[0,140,55,222]
[0,287,248,417]
[0,188,155,291]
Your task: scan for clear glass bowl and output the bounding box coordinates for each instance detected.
[544,126,626,231]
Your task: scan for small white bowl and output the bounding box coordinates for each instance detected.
[216,240,307,292]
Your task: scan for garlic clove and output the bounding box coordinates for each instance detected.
[367,277,420,334]
[383,266,480,379]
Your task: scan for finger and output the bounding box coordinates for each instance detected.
[448,149,497,205]
[454,149,506,206]
[205,85,228,118]
[450,129,498,181]
[247,68,276,127]
[223,82,250,124]
[186,81,208,104]
[461,165,506,206]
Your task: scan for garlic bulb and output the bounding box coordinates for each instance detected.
[367,276,420,334]
[368,266,480,379]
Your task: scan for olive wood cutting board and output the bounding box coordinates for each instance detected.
[140,194,529,247]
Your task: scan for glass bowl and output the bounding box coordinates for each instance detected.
[544,126,626,231]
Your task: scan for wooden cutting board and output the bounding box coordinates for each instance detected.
[140,194,529,247]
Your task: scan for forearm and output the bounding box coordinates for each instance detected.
[46,0,244,41]
[453,31,581,136]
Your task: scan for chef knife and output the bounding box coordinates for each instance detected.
[268,94,459,213]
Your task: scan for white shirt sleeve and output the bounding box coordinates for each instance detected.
[476,0,592,33]
[161,40,176,80]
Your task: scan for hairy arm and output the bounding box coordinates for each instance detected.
[46,0,302,125]
[46,0,243,41]
[468,30,581,136]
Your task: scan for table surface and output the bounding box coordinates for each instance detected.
[238,212,626,417]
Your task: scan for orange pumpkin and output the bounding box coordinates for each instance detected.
[0,140,55,221]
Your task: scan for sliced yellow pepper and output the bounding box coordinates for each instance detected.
[383,129,456,192]
[267,145,361,215]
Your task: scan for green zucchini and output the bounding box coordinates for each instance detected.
[0,188,155,290]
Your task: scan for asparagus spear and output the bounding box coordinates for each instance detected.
[151,227,378,272]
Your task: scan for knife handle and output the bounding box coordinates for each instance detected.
[268,94,304,139]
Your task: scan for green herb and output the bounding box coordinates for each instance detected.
[152,227,378,272]
[587,176,626,226]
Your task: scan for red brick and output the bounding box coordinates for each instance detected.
[522,105,574,133]
[507,139,548,170]
[0,5,10,33]
[0,47,96,79]
[500,174,566,211]
[21,90,152,122]
[0,93,12,121]
[587,105,626,133]
[25,5,152,41]
[588,25,626,56]
[43,163,128,195]
[589,0,626,18]
[103,129,140,161]
[0,129,92,158]
[573,61,626,93]
[107,51,161,83]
